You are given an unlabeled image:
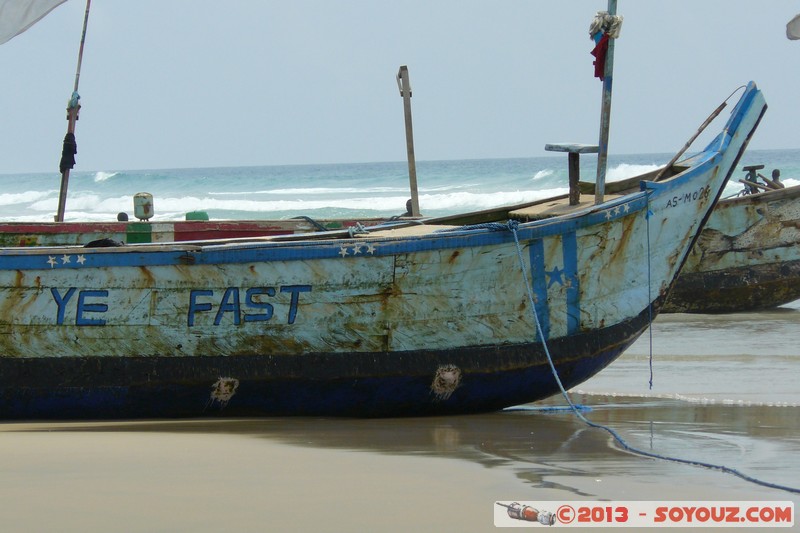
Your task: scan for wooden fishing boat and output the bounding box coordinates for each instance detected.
[0,82,766,419]
[663,181,800,313]
[581,158,800,314]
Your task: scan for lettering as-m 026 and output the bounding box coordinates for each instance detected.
[665,185,711,208]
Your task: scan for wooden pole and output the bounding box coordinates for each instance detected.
[739,179,771,192]
[56,0,91,222]
[594,0,617,205]
[758,173,785,189]
[654,100,727,181]
[397,65,421,217]
[568,152,580,205]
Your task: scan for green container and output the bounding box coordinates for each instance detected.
[185,211,210,221]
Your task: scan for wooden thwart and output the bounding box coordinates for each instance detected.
[509,195,622,221]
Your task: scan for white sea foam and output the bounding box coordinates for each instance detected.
[125,195,411,215]
[0,190,54,206]
[26,197,58,212]
[1,151,796,225]
[209,184,469,196]
[606,163,661,182]
[420,188,568,211]
[93,171,119,182]
[209,186,408,196]
[69,187,569,219]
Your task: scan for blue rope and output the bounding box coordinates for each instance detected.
[433,222,509,233]
[645,196,654,389]
[505,221,800,495]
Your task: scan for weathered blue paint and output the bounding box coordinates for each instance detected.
[562,230,580,335]
[529,239,549,341]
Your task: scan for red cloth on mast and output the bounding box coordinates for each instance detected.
[591,33,610,80]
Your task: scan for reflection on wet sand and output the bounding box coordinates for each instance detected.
[9,396,799,498]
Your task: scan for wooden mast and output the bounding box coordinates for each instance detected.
[55,0,91,222]
[594,0,617,205]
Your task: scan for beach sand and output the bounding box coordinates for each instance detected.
[1,306,798,531]
[0,402,797,532]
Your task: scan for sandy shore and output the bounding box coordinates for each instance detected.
[1,402,797,532]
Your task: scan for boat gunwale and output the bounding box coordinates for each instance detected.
[0,149,725,263]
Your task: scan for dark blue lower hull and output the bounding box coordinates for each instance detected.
[0,307,651,420]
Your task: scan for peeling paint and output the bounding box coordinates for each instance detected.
[431,365,461,401]
[209,377,239,407]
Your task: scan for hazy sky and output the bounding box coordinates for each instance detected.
[2,0,799,174]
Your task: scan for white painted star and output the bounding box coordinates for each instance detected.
[351,244,363,255]
[61,254,71,264]
[365,243,376,255]
[338,245,349,257]
[47,256,58,268]
[622,203,630,213]
[76,255,86,265]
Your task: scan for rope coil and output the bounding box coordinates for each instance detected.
[589,11,623,39]
[347,222,369,237]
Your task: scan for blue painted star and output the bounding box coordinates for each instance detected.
[545,266,565,288]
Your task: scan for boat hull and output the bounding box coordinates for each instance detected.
[0,304,649,419]
[663,186,800,313]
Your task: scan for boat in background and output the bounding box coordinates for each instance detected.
[0,217,394,247]
[663,175,800,313]
[0,82,766,419]
[581,162,800,314]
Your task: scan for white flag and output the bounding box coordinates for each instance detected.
[788,13,800,40]
[0,0,67,45]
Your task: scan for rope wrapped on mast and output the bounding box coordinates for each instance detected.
[589,11,623,81]
[589,11,623,39]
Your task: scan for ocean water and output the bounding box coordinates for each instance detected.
[2,148,799,222]
[1,150,799,530]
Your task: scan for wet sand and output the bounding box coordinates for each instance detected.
[1,402,797,532]
[1,305,798,531]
